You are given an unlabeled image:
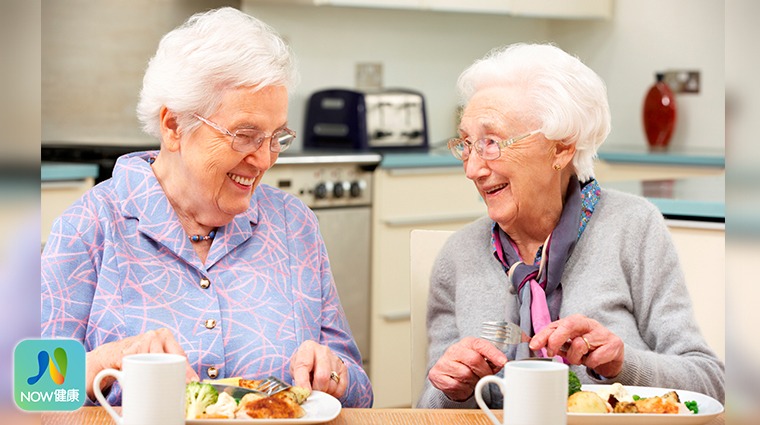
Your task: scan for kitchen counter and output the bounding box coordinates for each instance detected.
[597,145,725,167]
[379,149,461,169]
[278,149,382,168]
[604,175,724,222]
[378,149,723,222]
[41,162,99,181]
[380,144,725,169]
[40,151,723,222]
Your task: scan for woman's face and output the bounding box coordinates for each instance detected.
[459,86,563,231]
[180,85,288,225]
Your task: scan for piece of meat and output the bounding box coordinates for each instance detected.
[634,393,680,414]
[239,379,263,389]
[238,395,305,419]
[613,401,639,413]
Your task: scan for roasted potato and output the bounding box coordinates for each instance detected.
[567,391,610,413]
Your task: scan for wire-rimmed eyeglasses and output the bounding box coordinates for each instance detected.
[447,129,542,161]
[192,113,296,154]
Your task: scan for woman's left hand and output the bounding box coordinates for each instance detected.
[289,340,348,399]
[529,314,624,378]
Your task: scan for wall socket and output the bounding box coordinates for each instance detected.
[356,62,383,90]
[662,70,700,94]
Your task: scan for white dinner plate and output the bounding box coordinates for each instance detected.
[568,385,724,425]
[186,391,341,424]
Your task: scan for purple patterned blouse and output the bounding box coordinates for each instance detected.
[41,151,373,407]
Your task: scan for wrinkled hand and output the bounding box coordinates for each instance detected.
[529,314,624,378]
[86,328,198,399]
[428,337,508,402]
[289,340,348,399]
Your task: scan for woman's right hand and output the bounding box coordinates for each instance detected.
[86,328,198,399]
[427,337,508,402]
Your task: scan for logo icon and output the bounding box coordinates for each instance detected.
[14,339,85,411]
[27,347,68,386]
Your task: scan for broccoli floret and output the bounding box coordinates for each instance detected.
[185,382,219,420]
[568,370,582,397]
[684,400,699,414]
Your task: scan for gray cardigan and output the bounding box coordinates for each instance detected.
[417,189,725,408]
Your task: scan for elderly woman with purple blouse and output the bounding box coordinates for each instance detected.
[417,43,724,408]
[41,8,372,407]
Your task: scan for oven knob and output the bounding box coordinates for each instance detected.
[333,182,345,198]
[350,181,362,198]
[314,183,328,199]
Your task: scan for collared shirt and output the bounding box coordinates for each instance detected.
[41,151,373,407]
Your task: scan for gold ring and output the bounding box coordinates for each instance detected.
[330,371,340,384]
[582,336,593,351]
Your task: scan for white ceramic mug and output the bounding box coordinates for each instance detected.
[475,360,568,425]
[93,353,186,425]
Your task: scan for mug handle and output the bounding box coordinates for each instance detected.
[93,368,123,425]
[475,375,506,425]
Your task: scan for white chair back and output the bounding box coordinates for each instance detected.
[410,229,454,407]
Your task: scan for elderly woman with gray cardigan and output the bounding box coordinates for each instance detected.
[417,43,724,408]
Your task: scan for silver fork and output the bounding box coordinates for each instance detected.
[481,320,572,354]
[480,321,523,349]
[251,376,291,396]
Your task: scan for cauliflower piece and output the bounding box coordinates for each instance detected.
[595,382,634,404]
[204,392,237,419]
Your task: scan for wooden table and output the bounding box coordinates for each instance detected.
[39,407,725,425]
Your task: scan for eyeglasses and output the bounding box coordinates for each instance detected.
[447,129,542,161]
[192,113,295,154]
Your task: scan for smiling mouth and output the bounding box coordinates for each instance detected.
[484,183,508,195]
[227,172,255,186]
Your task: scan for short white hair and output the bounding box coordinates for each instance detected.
[457,43,610,182]
[136,7,299,139]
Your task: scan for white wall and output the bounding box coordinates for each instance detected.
[242,0,725,153]
[43,0,725,154]
[549,0,725,152]
[42,0,238,146]
[241,2,550,150]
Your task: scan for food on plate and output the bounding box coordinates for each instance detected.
[567,391,611,413]
[185,382,219,420]
[184,378,312,420]
[277,385,311,405]
[594,382,634,407]
[202,392,238,419]
[568,370,582,397]
[236,393,305,419]
[566,382,699,415]
[614,390,681,414]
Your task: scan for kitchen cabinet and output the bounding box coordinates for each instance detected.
[667,221,724,360]
[593,160,725,183]
[370,165,486,407]
[41,163,99,245]
[249,0,613,19]
[594,146,725,183]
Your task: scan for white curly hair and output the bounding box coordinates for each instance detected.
[136,7,299,140]
[457,43,610,182]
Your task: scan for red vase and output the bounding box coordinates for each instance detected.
[642,73,677,150]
